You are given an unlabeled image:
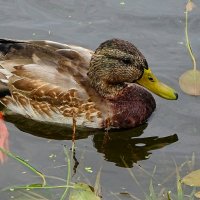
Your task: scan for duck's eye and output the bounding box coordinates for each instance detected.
[122,58,132,65]
[148,76,154,82]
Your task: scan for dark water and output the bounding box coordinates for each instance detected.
[0,0,200,199]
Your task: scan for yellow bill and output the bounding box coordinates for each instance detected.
[137,68,178,100]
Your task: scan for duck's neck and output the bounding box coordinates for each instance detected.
[87,72,125,99]
[108,84,156,128]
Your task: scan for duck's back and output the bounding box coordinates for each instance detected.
[0,39,105,128]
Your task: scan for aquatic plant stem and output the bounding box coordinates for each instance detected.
[12,185,74,190]
[60,110,76,199]
[185,0,197,71]
[0,147,46,186]
[121,157,147,197]
[60,147,72,200]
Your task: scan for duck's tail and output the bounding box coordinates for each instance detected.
[0,67,10,98]
[0,39,15,97]
[0,66,11,98]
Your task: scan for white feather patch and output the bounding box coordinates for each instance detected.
[4,100,103,129]
[0,79,8,83]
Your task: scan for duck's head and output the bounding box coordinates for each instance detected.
[88,38,178,100]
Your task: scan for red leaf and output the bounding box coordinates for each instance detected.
[0,112,9,164]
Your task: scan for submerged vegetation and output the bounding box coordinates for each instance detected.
[117,153,198,200]
[0,145,200,200]
[0,146,101,200]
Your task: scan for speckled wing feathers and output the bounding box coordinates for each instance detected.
[0,40,103,128]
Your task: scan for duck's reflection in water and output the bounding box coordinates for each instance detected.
[4,114,178,168]
[93,126,178,167]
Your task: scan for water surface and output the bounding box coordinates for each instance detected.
[0,0,200,199]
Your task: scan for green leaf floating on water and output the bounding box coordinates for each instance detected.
[182,169,200,186]
[69,183,101,200]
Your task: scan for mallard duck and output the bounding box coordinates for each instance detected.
[0,38,178,129]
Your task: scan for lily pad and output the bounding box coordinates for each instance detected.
[69,183,101,200]
[179,69,200,96]
[186,1,196,12]
[182,169,200,186]
[195,191,200,199]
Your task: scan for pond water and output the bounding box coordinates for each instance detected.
[0,0,200,199]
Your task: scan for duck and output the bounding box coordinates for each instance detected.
[0,38,178,129]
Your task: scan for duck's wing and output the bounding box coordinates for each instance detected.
[0,39,93,88]
[28,40,93,64]
[0,39,103,128]
[0,39,92,102]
